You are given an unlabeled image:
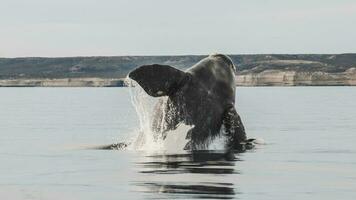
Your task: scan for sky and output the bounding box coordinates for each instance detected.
[0,0,355,57]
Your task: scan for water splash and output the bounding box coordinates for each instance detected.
[125,77,192,153]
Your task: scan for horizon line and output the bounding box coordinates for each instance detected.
[1,52,356,59]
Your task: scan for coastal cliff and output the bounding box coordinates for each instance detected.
[0,78,125,87]
[236,68,356,86]
[1,54,356,86]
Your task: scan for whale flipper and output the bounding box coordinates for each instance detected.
[222,106,247,150]
[91,142,129,150]
[129,64,188,97]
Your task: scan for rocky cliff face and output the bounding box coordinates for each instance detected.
[234,54,356,86]
[1,54,356,86]
[0,78,125,87]
[236,68,356,86]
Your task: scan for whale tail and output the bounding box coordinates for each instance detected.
[128,64,188,97]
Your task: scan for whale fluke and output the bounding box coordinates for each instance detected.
[129,64,188,97]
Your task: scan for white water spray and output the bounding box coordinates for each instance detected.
[125,77,193,153]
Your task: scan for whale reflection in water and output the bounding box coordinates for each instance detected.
[132,150,244,199]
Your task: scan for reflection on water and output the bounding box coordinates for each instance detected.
[1,88,356,200]
[133,151,243,199]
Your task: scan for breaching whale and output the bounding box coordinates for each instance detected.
[129,54,248,150]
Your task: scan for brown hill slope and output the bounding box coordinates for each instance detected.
[1,54,355,86]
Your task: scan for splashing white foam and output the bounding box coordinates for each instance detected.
[125,77,195,153]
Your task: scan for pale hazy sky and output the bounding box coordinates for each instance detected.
[0,0,355,57]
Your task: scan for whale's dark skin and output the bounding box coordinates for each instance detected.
[129,54,247,150]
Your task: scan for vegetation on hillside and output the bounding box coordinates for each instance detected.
[1,54,355,79]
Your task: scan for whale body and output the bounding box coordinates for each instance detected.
[129,54,247,150]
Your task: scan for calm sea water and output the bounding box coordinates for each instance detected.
[0,87,355,200]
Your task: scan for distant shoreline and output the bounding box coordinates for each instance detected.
[1,54,356,86]
[1,72,355,87]
[236,70,356,86]
[0,78,126,87]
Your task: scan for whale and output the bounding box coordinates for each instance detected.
[128,54,249,150]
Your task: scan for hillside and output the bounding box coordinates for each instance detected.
[1,54,356,86]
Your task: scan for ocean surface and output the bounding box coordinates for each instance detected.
[0,87,355,200]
